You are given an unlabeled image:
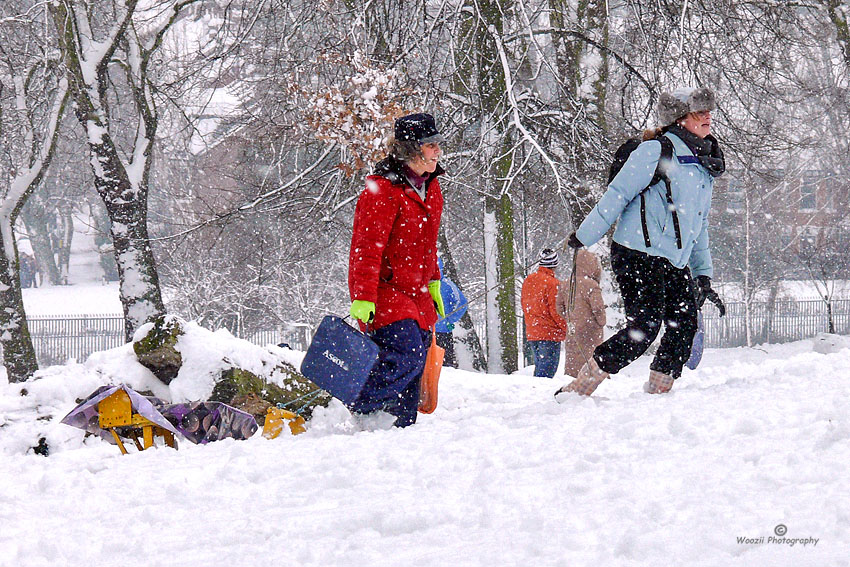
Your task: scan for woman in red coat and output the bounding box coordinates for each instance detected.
[347,113,445,427]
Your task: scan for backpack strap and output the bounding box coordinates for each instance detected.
[638,135,682,250]
[658,137,682,249]
[663,177,683,250]
[639,193,651,247]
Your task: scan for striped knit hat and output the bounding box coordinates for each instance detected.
[539,248,559,268]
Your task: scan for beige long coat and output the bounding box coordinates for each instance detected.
[556,249,607,378]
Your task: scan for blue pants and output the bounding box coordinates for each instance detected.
[529,340,561,378]
[349,319,429,427]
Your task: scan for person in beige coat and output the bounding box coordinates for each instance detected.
[556,248,607,378]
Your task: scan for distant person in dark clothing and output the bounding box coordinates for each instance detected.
[19,252,36,289]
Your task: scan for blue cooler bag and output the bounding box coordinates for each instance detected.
[300,315,379,405]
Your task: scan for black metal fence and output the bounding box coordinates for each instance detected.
[9,300,850,366]
[27,315,125,366]
[241,325,313,352]
[702,298,850,347]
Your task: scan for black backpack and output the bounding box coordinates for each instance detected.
[608,135,682,249]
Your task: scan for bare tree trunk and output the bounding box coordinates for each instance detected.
[827,299,835,334]
[0,2,70,379]
[744,191,752,347]
[51,0,182,341]
[56,210,73,284]
[482,186,519,375]
[87,135,165,340]
[549,0,581,101]
[20,203,62,286]
[437,231,486,371]
[0,235,38,381]
[89,202,119,282]
[455,0,519,374]
[487,191,518,374]
[762,283,779,344]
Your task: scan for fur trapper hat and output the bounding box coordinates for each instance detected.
[657,87,716,126]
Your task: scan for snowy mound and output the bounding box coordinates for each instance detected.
[0,320,308,456]
[1,336,848,565]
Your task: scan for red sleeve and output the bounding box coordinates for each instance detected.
[348,178,399,303]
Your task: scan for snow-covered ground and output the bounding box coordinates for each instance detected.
[6,226,849,565]
[1,330,848,567]
[22,281,122,316]
[19,214,122,316]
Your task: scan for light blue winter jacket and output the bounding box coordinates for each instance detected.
[575,131,715,278]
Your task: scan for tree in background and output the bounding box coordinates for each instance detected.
[450,0,520,374]
[149,3,391,339]
[50,0,225,340]
[18,131,93,287]
[0,1,69,381]
[80,0,850,363]
[712,170,792,345]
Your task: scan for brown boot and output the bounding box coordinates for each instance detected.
[555,357,609,397]
[643,370,674,394]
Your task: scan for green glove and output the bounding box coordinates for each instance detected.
[350,300,375,323]
[428,280,445,319]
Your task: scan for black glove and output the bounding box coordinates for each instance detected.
[695,275,725,317]
[567,232,583,249]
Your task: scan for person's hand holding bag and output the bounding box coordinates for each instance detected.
[350,300,375,323]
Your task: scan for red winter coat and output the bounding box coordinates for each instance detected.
[349,158,444,331]
[521,266,568,341]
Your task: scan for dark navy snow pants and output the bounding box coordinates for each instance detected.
[594,242,698,379]
[349,318,429,427]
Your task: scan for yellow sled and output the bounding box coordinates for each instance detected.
[98,389,177,454]
[262,406,307,438]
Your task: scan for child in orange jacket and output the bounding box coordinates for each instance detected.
[521,248,568,377]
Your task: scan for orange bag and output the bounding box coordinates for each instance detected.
[418,328,445,414]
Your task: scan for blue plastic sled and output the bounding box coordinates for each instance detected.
[685,311,705,370]
[300,315,379,405]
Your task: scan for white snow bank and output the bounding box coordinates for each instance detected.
[1,333,848,566]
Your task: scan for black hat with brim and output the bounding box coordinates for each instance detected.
[394,113,444,144]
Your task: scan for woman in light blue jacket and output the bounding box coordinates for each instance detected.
[556,87,726,397]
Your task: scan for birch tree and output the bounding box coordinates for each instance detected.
[0,2,69,381]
